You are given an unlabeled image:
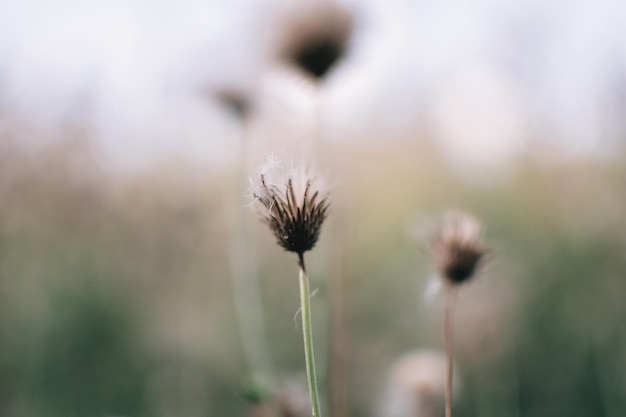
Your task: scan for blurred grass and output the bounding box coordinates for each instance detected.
[1,125,626,417]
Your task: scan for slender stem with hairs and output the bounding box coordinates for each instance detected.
[298,253,322,417]
[444,285,458,417]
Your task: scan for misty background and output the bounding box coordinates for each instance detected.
[1,0,626,171]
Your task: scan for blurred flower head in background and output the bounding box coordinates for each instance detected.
[274,0,354,82]
[2,0,626,172]
[213,87,254,121]
[379,350,460,417]
[429,210,490,286]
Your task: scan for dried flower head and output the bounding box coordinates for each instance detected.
[251,162,329,258]
[213,88,253,120]
[380,350,460,417]
[276,0,354,81]
[430,211,489,285]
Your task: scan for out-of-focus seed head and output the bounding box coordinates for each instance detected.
[276,0,354,81]
[214,88,253,120]
[379,350,460,417]
[430,211,489,285]
[251,160,329,256]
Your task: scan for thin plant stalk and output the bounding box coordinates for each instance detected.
[313,85,324,162]
[444,284,458,417]
[328,249,350,417]
[230,120,275,387]
[314,80,349,417]
[327,200,352,417]
[230,208,274,381]
[298,253,322,417]
[315,81,343,417]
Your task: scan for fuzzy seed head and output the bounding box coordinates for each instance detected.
[380,350,460,417]
[276,1,353,81]
[251,164,329,256]
[430,211,489,285]
[214,88,252,120]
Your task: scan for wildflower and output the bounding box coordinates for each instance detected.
[251,158,328,417]
[423,210,491,417]
[252,167,329,261]
[429,211,489,285]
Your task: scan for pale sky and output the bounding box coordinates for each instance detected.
[1,0,625,172]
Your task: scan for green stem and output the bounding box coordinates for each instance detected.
[299,254,322,417]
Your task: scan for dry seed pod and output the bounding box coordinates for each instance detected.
[429,211,490,285]
[251,160,329,258]
[275,0,354,81]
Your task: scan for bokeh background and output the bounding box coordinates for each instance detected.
[1,0,626,416]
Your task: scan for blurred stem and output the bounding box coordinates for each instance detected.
[320,86,350,417]
[312,82,330,168]
[444,285,458,417]
[299,253,322,417]
[328,208,351,417]
[230,119,275,387]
